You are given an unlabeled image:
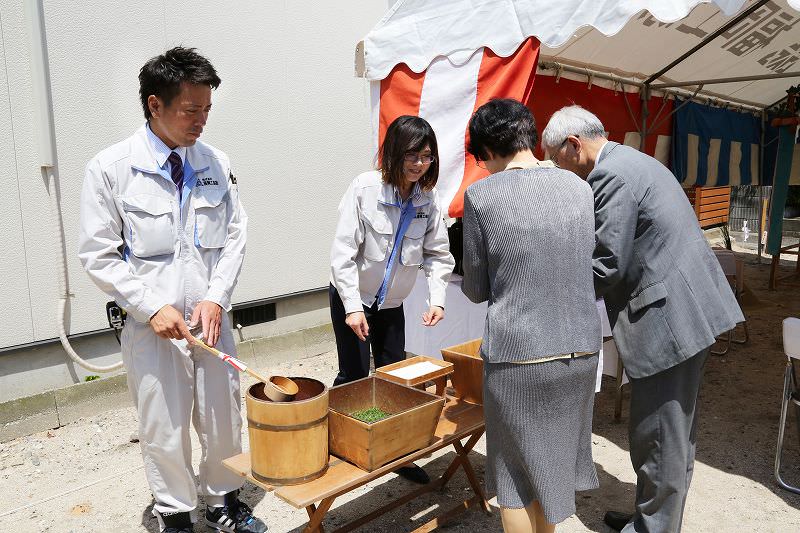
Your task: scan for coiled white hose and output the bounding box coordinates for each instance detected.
[48,166,123,373]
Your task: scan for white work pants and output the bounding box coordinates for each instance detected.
[121,317,243,525]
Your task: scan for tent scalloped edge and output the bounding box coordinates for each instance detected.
[363,0,800,81]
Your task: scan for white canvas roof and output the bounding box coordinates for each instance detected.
[360,0,800,108]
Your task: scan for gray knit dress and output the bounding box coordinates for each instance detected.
[461,165,602,524]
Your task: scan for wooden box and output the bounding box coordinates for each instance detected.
[441,339,484,405]
[684,186,730,229]
[328,376,445,471]
[375,355,453,388]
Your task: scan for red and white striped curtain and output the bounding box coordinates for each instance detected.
[371,38,540,218]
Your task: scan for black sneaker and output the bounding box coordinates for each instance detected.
[396,463,430,485]
[161,510,193,532]
[205,490,267,533]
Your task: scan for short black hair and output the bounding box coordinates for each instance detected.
[467,98,538,161]
[380,116,439,191]
[138,47,221,119]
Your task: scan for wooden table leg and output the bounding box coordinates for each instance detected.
[411,495,485,532]
[771,254,779,290]
[453,440,492,514]
[439,430,484,487]
[414,378,447,396]
[434,376,447,396]
[795,248,800,277]
[304,497,335,533]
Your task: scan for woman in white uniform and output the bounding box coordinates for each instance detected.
[329,115,455,483]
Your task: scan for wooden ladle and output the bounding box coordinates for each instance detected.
[190,335,299,401]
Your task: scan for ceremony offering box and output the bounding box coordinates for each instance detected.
[441,339,484,405]
[328,376,445,471]
[246,377,329,485]
[375,355,453,389]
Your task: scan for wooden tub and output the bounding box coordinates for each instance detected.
[246,377,329,485]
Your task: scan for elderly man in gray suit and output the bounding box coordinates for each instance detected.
[542,106,743,533]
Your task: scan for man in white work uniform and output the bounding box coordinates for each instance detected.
[78,47,265,533]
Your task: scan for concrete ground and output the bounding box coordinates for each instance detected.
[3,247,800,532]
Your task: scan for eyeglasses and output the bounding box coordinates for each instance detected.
[404,153,435,164]
[550,136,576,168]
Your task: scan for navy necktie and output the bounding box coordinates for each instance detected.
[168,151,183,200]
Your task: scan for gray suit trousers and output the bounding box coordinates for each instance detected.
[622,348,709,533]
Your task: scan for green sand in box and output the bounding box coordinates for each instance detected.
[349,406,392,424]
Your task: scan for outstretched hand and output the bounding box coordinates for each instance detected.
[346,311,370,341]
[422,306,444,327]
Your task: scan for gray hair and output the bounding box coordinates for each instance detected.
[541,105,606,151]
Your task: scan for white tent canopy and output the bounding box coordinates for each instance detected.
[360,0,800,108]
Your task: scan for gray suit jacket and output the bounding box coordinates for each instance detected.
[461,166,601,363]
[590,142,743,378]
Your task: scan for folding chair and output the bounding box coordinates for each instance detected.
[775,317,800,494]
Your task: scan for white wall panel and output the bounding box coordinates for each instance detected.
[1,0,61,345]
[0,3,34,346]
[41,0,167,337]
[0,0,386,346]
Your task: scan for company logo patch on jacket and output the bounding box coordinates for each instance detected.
[198,177,220,186]
[414,210,429,219]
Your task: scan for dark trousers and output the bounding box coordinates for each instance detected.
[623,348,710,533]
[329,284,406,386]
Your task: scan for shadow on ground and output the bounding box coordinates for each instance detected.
[591,255,800,516]
[285,452,503,532]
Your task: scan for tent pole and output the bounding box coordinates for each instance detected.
[651,71,800,89]
[622,88,640,132]
[538,61,764,112]
[759,110,766,263]
[643,0,771,85]
[648,85,705,134]
[640,85,650,152]
[648,96,671,134]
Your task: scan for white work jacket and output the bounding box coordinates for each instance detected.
[330,170,454,314]
[78,125,247,324]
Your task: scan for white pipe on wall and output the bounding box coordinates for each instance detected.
[25,0,122,372]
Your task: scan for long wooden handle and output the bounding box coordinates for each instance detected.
[245,367,271,384]
[191,336,271,384]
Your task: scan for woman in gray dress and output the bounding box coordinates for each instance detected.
[461,98,601,533]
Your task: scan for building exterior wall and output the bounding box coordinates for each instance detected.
[0,287,332,403]
[0,1,385,352]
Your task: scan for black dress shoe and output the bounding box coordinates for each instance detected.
[603,510,633,531]
[396,464,430,484]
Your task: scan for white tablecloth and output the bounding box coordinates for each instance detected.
[712,247,737,276]
[403,272,627,391]
[403,273,486,359]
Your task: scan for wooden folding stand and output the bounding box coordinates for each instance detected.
[224,396,490,532]
[684,185,732,249]
[769,241,800,290]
